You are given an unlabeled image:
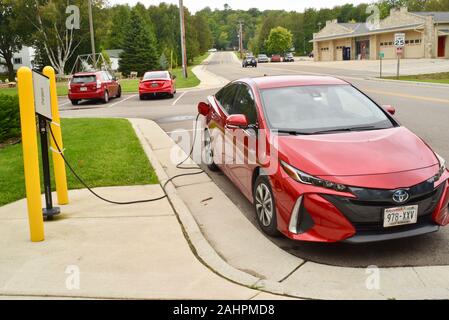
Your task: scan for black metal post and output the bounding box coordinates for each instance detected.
[38,115,60,220]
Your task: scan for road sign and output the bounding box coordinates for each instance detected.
[394,33,405,48]
[32,71,52,120]
[379,52,384,59]
[396,47,403,55]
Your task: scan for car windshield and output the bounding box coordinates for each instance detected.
[143,72,169,80]
[260,85,395,134]
[71,75,96,84]
[258,55,267,58]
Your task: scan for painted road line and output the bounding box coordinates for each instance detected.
[172,91,187,106]
[109,94,136,107]
[59,100,70,107]
[364,89,449,105]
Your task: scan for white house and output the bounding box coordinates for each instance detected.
[0,46,35,75]
[104,49,123,71]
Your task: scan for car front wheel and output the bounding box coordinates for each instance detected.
[254,175,280,237]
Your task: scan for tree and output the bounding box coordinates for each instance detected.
[0,2,28,81]
[104,5,131,49]
[265,27,293,55]
[119,8,159,76]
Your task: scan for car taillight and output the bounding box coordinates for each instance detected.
[96,80,102,89]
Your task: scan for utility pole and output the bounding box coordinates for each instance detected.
[88,0,96,68]
[238,21,244,59]
[179,0,188,78]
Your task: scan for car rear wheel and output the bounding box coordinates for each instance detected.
[204,130,219,172]
[116,86,122,98]
[103,91,109,104]
[71,100,79,106]
[254,175,280,237]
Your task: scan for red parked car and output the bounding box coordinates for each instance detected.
[270,54,282,62]
[68,71,121,105]
[139,71,176,100]
[198,75,449,243]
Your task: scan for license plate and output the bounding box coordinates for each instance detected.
[80,87,87,92]
[383,205,418,228]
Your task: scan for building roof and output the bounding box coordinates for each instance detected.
[104,49,123,59]
[413,12,449,23]
[313,10,449,43]
[312,23,423,42]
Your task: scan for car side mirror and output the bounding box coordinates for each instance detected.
[197,102,210,116]
[383,105,396,115]
[226,114,248,129]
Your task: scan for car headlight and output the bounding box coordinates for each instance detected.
[280,160,349,192]
[431,153,447,182]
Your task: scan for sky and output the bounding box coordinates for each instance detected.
[107,0,369,13]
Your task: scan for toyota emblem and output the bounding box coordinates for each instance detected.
[392,189,410,204]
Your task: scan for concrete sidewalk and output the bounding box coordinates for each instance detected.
[0,185,283,299]
[131,118,449,300]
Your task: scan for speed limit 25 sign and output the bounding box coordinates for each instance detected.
[394,33,405,48]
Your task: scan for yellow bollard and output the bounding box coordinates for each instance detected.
[43,66,69,205]
[17,67,45,242]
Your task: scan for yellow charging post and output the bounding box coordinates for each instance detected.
[43,66,69,205]
[17,67,45,242]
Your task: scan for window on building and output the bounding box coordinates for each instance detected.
[13,58,22,65]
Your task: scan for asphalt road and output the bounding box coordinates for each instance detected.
[59,52,449,267]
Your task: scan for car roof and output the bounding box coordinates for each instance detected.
[245,75,348,89]
[72,72,100,76]
[144,70,169,73]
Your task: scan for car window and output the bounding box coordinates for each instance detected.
[260,85,394,133]
[215,84,238,114]
[71,75,96,84]
[231,84,258,124]
[143,71,170,80]
[101,72,110,81]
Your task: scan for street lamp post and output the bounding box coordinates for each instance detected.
[179,0,188,78]
[88,0,96,68]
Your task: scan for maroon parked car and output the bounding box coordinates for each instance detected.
[270,54,282,62]
[68,71,121,105]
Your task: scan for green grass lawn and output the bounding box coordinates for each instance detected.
[0,118,158,206]
[385,72,449,84]
[0,53,210,97]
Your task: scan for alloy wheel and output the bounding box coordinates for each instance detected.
[255,183,273,227]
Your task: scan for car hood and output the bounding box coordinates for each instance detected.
[278,127,438,178]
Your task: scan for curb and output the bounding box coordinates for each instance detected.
[129,118,313,299]
[366,77,449,87]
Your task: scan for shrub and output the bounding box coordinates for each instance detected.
[0,94,20,144]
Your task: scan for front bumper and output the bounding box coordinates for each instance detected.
[272,172,449,243]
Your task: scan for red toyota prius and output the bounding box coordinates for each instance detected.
[198,75,449,243]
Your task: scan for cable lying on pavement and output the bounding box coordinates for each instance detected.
[48,114,204,205]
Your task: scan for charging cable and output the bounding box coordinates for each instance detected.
[48,114,204,205]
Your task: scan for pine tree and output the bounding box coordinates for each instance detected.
[119,9,159,76]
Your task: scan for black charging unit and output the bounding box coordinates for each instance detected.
[33,70,60,220]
